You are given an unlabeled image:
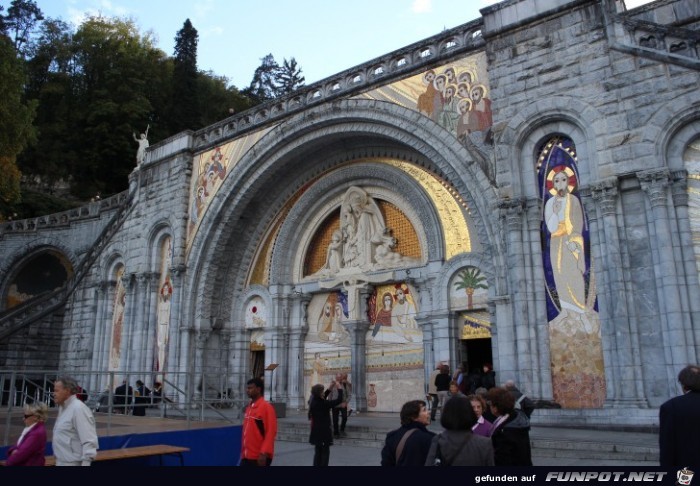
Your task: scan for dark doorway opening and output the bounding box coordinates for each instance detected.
[461,338,492,377]
[251,350,265,380]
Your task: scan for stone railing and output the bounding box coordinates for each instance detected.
[190,18,485,153]
[0,191,129,236]
[0,191,136,342]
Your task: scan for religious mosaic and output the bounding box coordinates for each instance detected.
[357,52,495,182]
[449,266,488,310]
[186,129,273,253]
[684,138,700,275]
[538,136,605,408]
[109,264,126,371]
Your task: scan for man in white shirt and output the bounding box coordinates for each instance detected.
[52,376,99,466]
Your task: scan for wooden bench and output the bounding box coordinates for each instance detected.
[2,444,190,466]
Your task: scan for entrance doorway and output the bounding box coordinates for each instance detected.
[461,338,492,375]
[250,350,265,380]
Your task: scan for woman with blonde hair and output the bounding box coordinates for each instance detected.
[5,402,49,466]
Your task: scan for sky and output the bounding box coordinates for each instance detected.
[36,0,652,89]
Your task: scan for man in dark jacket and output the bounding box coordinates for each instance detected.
[113,380,133,414]
[659,364,700,468]
[381,400,435,466]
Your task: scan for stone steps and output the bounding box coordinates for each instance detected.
[277,421,659,462]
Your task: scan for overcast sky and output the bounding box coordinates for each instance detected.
[37,0,652,88]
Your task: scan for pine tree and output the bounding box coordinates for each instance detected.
[275,57,305,96]
[170,18,200,132]
[3,0,44,58]
[244,53,279,104]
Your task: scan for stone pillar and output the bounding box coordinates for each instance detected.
[219,330,232,396]
[267,289,289,402]
[193,329,210,400]
[144,272,161,373]
[229,327,249,399]
[579,187,617,406]
[489,295,511,373]
[90,282,108,392]
[671,170,700,363]
[499,199,530,382]
[100,280,117,376]
[288,294,310,409]
[524,197,552,400]
[130,273,149,371]
[591,178,645,405]
[344,319,370,412]
[120,273,136,371]
[168,265,185,377]
[417,317,434,389]
[639,169,691,384]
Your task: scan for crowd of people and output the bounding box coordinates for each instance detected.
[3,364,698,467]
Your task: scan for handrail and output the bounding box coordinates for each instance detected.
[0,190,136,342]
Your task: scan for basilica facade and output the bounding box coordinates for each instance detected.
[1,0,699,426]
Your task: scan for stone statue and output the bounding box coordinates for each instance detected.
[133,125,150,166]
[340,186,397,271]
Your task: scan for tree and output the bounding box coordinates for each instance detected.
[244,53,279,104]
[0,35,36,219]
[197,71,252,127]
[170,19,200,133]
[3,0,44,57]
[275,57,305,95]
[453,267,488,309]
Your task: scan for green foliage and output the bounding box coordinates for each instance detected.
[170,19,200,133]
[11,186,79,219]
[244,53,280,104]
[453,267,488,291]
[3,9,304,214]
[4,0,43,57]
[276,57,305,95]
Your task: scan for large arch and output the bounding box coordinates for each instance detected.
[184,99,502,333]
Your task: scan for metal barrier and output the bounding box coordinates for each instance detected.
[1,370,247,446]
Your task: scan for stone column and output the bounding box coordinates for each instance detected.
[499,199,530,382]
[90,282,108,392]
[229,327,249,399]
[417,317,434,388]
[219,330,232,396]
[120,273,136,371]
[344,319,370,412]
[143,272,161,374]
[579,187,617,405]
[591,178,645,405]
[671,170,700,363]
[130,272,149,371]
[100,280,117,376]
[524,197,552,400]
[288,294,310,409]
[193,329,210,400]
[267,290,289,402]
[639,169,691,381]
[168,265,185,377]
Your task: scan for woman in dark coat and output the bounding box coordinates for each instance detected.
[308,382,344,466]
[487,387,533,466]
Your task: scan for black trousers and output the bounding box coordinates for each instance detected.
[313,444,331,466]
[332,407,347,434]
[240,457,273,466]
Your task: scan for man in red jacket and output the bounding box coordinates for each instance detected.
[240,377,277,466]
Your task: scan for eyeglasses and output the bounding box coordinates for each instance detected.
[23,414,35,419]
